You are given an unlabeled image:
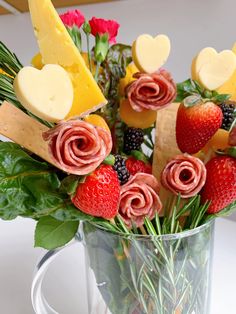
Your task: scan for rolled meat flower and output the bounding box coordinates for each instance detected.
[161,154,207,198]
[126,69,176,112]
[119,173,162,228]
[43,119,112,175]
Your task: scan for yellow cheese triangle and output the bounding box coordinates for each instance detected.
[28,0,107,118]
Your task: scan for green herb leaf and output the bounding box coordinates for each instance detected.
[59,175,79,195]
[0,142,91,222]
[105,44,132,79]
[0,41,23,77]
[205,201,236,221]
[35,216,79,249]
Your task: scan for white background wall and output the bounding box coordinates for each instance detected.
[0,1,236,313]
[0,0,236,82]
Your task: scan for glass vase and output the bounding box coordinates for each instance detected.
[31,220,215,314]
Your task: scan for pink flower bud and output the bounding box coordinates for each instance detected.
[60,10,85,28]
[89,17,120,44]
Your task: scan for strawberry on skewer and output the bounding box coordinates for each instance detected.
[72,165,120,219]
[176,96,223,154]
[201,155,236,214]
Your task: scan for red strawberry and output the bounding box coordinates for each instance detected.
[125,157,152,176]
[176,101,223,154]
[72,164,120,219]
[201,156,236,214]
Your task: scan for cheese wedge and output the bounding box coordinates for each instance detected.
[0,102,58,166]
[14,65,73,122]
[28,0,107,118]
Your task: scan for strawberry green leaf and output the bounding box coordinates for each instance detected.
[176,78,231,104]
[183,94,202,108]
[131,150,149,163]
[212,94,231,104]
[103,154,116,166]
[226,147,236,158]
[35,216,79,249]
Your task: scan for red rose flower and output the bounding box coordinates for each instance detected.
[60,10,85,28]
[89,17,120,44]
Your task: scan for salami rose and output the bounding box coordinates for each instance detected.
[161,154,206,198]
[126,69,176,112]
[43,119,112,175]
[119,173,162,228]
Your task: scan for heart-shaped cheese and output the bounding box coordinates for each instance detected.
[13,64,73,122]
[132,34,171,74]
[216,43,236,100]
[192,47,236,90]
[191,47,217,81]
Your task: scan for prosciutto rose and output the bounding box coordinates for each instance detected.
[126,69,176,112]
[119,173,162,228]
[43,119,112,175]
[161,154,206,198]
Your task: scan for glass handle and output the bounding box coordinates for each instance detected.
[31,234,81,314]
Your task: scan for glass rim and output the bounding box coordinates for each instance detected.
[81,218,215,241]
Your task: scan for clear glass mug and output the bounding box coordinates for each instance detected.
[31,220,215,314]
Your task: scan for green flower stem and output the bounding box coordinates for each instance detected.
[86,33,92,73]
[94,61,101,82]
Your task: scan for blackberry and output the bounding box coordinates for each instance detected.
[123,128,144,154]
[219,102,235,131]
[113,155,130,185]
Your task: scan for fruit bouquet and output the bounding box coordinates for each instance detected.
[0,0,236,313]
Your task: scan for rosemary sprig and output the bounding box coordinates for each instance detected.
[0,41,23,77]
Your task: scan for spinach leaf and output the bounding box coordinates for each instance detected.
[35,216,79,249]
[0,142,91,221]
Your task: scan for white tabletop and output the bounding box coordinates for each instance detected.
[0,217,235,314]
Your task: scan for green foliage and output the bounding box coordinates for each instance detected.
[98,44,132,153]
[0,142,91,223]
[176,78,231,103]
[35,216,79,249]
[0,41,23,77]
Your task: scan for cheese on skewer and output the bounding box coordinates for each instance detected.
[28,0,107,118]
[0,102,57,166]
